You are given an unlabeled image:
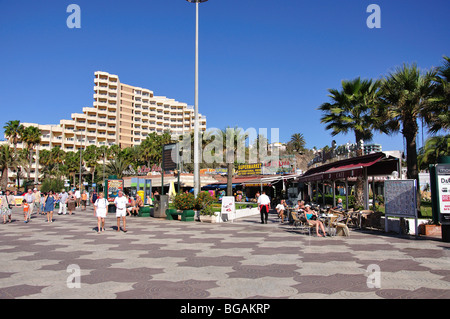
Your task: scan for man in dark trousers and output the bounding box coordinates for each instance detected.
[257,191,271,224]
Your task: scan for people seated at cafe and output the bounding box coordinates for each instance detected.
[275,199,287,223]
[294,200,305,212]
[132,196,144,216]
[302,204,328,237]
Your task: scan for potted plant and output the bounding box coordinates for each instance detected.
[172,192,196,221]
[418,220,442,237]
[195,191,217,223]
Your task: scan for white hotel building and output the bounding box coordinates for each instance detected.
[2,71,207,181]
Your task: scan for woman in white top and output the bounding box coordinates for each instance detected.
[94,192,108,233]
[1,190,15,224]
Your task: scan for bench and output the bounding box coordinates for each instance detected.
[166,209,195,222]
[138,206,153,217]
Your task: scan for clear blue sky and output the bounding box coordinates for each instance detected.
[1,0,449,152]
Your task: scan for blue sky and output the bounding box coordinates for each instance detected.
[0,0,449,152]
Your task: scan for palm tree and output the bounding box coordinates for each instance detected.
[216,127,248,196]
[64,151,80,186]
[318,77,381,208]
[318,78,382,151]
[418,135,450,170]
[377,64,437,192]
[50,146,66,177]
[105,157,130,179]
[83,145,100,183]
[426,56,450,133]
[287,133,306,154]
[3,120,23,152]
[0,145,17,190]
[20,125,42,181]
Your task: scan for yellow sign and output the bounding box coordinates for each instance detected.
[236,163,262,176]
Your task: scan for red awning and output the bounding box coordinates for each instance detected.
[298,153,392,182]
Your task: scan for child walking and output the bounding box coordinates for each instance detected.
[23,199,30,223]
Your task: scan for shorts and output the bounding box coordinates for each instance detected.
[116,208,126,218]
[1,207,11,216]
[96,208,107,218]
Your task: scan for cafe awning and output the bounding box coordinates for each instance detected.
[297,152,399,183]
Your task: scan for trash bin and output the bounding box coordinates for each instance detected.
[108,203,116,214]
[153,195,168,218]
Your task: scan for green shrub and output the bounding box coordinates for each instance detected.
[195,191,216,216]
[40,178,65,194]
[173,192,196,211]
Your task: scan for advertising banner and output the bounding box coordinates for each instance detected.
[106,179,124,202]
[221,196,236,222]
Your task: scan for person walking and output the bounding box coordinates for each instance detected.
[90,189,98,206]
[81,190,88,211]
[33,188,41,215]
[58,189,69,215]
[67,191,76,215]
[94,192,108,233]
[257,191,271,224]
[43,191,56,223]
[24,189,35,219]
[74,188,81,209]
[114,190,128,232]
[22,199,30,223]
[1,190,15,224]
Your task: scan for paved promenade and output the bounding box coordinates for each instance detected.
[0,206,449,299]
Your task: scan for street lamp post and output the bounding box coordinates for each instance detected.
[186,0,208,197]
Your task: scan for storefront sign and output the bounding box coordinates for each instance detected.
[236,163,262,176]
[437,165,450,217]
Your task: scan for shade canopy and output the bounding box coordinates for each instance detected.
[298,152,401,183]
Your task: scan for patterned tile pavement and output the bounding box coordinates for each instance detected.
[0,206,449,300]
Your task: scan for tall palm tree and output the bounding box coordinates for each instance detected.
[0,144,17,190]
[426,56,450,133]
[216,127,248,196]
[3,120,23,152]
[50,146,65,177]
[64,151,80,186]
[318,78,382,151]
[377,64,437,193]
[20,125,42,181]
[318,77,381,208]
[83,145,100,183]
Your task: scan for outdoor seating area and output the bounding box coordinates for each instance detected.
[282,202,381,237]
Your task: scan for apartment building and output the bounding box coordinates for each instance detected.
[12,71,207,153]
[2,71,207,183]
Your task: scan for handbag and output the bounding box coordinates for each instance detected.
[5,196,13,209]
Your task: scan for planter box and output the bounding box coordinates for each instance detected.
[200,215,216,223]
[418,224,441,237]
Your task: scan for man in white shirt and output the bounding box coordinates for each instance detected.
[74,189,81,208]
[257,191,271,224]
[114,190,128,232]
[58,190,69,215]
[24,189,35,219]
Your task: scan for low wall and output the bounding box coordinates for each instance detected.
[217,207,260,223]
